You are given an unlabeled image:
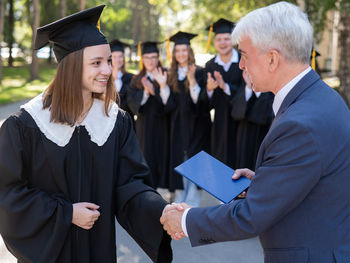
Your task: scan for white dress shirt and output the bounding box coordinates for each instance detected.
[245,86,261,101]
[114,71,123,93]
[181,66,312,238]
[272,66,311,115]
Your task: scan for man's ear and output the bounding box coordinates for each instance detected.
[267,49,280,72]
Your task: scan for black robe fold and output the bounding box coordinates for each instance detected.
[231,88,274,170]
[0,108,172,263]
[118,72,134,116]
[205,56,243,168]
[168,67,211,191]
[127,79,175,188]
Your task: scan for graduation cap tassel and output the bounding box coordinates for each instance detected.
[205,25,213,53]
[97,18,101,30]
[167,39,171,61]
[311,49,316,71]
[138,42,143,70]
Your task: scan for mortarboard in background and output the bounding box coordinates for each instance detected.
[175,151,251,203]
[169,31,198,46]
[140,41,161,55]
[205,18,235,52]
[34,5,107,63]
[206,18,236,34]
[109,39,130,53]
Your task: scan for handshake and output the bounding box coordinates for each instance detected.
[160,202,191,240]
[160,168,254,240]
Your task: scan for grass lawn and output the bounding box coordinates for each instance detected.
[0,64,56,105]
[0,61,140,106]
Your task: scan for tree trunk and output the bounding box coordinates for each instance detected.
[0,0,5,84]
[80,0,85,10]
[59,0,66,18]
[337,0,350,107]
[30,0,40,80]
[8,0,14,67]
[132,0,142,43]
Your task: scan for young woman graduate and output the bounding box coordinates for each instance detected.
[166,31,211,206]
[109,39,134,122]
[0,5,172,263]
[127,42,173,189]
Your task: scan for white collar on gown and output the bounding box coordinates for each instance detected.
[21,93,119,147]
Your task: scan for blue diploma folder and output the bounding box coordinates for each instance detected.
[175,151,251,203]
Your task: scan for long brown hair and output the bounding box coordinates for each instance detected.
[43,48,117,126]
[130,59,164,90]
[167,45,196,93]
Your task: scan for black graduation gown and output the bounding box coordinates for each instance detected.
[231,88,274,170]
[0,108,172,263]
[168,67,211,191]
[118,72,134,118]
[205,56,243,168]
[127,79,175,189]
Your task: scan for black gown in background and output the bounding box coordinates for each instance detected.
[127,78,175,189]
[168,67,211,191]
[117,72,134,116]
[231,88,274,170]
[205,55,243,168]
[0,99,172,263]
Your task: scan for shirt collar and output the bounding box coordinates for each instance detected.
[146,71,154,81]
[272,66,311,115]
[178,66,188,81]
[117,71,123,79]
[21,93,119,147]
[214,49,239,72]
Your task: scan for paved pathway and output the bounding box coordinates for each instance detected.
[0,100,264,262]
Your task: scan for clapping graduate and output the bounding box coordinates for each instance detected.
[109,39,134,122]
[127,41,173,189]
[231,71,274,170]
[166,31,210,206]
[205,18,243,168]
[0,6,172,263]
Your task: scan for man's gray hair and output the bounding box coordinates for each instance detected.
[232,1,313,64]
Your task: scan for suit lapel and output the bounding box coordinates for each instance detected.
[255,70,321,169]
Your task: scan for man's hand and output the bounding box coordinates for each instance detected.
[213,71,226,90]
[233,168,255,198]
[206,72,218,91]
[72,202,100,230]
[160,203,191,240]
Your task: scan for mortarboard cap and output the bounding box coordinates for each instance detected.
[109,39,130,53]
[206,18,235,34]
[169,31,198,46]
[141,41,161,55]
[34,5,108,63]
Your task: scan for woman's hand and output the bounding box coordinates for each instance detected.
[187,64,197,87]
[141,76,155,96]
[72,202,100,230]
[152,67,167,89]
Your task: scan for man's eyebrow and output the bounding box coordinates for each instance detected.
[238,49,246,54]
